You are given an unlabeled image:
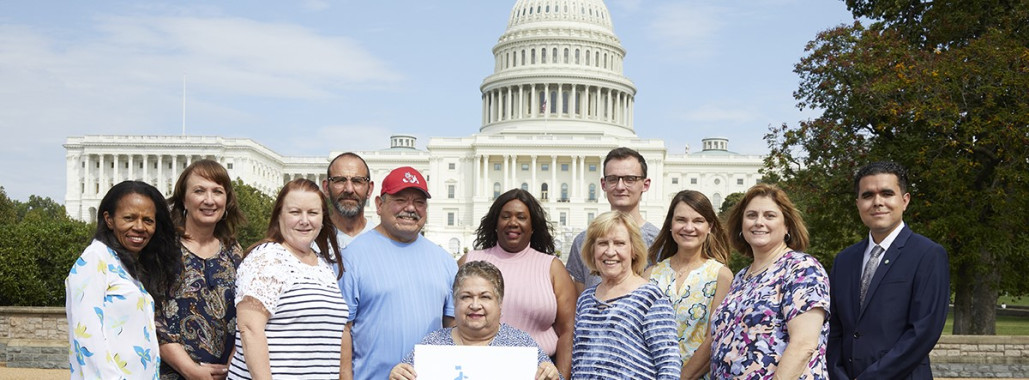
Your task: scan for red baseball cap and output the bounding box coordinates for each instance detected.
[380,166,431,198]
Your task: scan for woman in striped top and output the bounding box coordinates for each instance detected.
[571,211,681,380]
[229,179,348,379]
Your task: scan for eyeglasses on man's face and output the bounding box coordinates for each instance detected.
[603,175,645,187]
[328,175,370,187]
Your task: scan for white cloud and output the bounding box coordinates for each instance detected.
[0,15,402,201]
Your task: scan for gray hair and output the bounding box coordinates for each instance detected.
[454,260,505,302]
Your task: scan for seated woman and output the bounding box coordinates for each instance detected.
[65,181,181,379]
[389,261,561,380]
[459,188,575,379]
[572,211,681,380]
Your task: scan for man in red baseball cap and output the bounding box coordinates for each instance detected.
[338,166,458,380]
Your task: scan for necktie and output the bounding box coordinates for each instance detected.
[860,245,885,305]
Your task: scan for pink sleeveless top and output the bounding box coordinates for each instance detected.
[465,245,559,355]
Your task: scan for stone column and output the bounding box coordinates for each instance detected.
[530,155,537,197]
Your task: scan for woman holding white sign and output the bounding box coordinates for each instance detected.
[389,260,561,380]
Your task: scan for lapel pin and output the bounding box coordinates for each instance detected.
[884,259,890,265]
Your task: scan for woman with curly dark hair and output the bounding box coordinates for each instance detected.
[66,180,182,379]
[157,159,246,380]
[458,188,575,380]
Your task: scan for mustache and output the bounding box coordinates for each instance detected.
[398,211,421,221]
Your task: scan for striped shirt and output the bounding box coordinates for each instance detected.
[229,242,348,379]
[572,282,681,380]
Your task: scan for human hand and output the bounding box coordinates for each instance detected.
[184,362,228,380]
[536,362,560,380]
[389,363,417,380]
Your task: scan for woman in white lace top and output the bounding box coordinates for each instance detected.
[228,179,348,379]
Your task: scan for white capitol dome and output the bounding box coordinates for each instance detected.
[481,0,636,137]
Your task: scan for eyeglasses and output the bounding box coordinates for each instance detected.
[603,175,645,187]
[328,175,370,186]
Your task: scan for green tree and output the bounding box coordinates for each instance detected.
[771,0,1029,334]
[234,179,274,249]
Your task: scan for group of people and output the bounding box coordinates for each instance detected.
[65,146,950,380]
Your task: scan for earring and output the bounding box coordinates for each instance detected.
[738,231,743,239]
[784,233,792,242]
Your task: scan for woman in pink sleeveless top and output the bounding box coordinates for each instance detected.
[459,189,576,380]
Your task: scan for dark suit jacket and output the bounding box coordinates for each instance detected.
[827,225,950,380]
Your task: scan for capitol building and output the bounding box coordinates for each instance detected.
[63,0,764,255]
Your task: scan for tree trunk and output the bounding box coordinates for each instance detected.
[952,248,998,335]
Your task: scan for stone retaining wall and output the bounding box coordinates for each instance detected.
[2,306,1028,376]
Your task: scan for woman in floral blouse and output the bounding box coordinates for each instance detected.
[710,184,830,379]
[157,159,246,380]
[66,181,182,379]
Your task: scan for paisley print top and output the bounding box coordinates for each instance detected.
[155,242,243,379]
[649,257,724,378]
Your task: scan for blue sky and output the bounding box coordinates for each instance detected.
[0,0,855,202]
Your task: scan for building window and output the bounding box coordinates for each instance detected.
[560,212,567,226]
[494,182,501,199]
[521,182,528,191]
[672,178,679,185]
[227,163,233,170]
[541,163,549,171]
[541,183,549,200]
[737,178,744,185]
[560,183,568,201]
[588,164,597,172]
[448,184,455,199]
[494,163,501,171]
[690,178,698,185]
[81,161,85,168]
[521,164,529,171]
[588,183,597,201]
[561,164,569,171]
[447,212,455,226]
[449,163,456,170]
[587,212,595,224]
[715,179,721,185]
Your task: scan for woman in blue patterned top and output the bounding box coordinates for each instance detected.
[65,181,182,379]
[157,160,245,380]
[571,211,681,380]
[389,260,561,380]
[710,184,830,379]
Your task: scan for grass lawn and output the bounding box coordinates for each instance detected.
[943,314,1029,335]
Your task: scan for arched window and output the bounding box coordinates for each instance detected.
[603,52,608,68]
[531,49,536,64]
[521,182,528,191]
[539,91,547,113]
[552,48,558,63]
[541,183,549,200]
[585,50,590,66]
[563,48,569,63]
[595,52,600,67]
[521,50,526,65]
[588,183,597,201]
[562,92,569,114]
[494,182,502,199]
[575,49,580,64]
[560,183,569,201]
[550,90,557,113]
[448,238,461,256]
[713,193,723,211]
[541,48,546,63]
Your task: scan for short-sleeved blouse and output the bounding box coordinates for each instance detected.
[649,258,723,373]
[227,242,348,380]
[400,323,553,369]
[156,242,243,379]
[710,250,830,379]
[65,239,159,380]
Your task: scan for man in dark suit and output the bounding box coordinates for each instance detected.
[828,161,950,379]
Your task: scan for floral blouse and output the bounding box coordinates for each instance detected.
[156,242,243,379]
[66,239,159,380]
[710,250,830,379]
[649,258,724,378]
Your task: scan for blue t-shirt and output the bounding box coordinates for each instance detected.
[339,229,458,380]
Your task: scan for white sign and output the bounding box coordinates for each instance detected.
[413,344,537,380]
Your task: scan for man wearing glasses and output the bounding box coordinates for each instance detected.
[565,147,658,295]
[322,152,377,247]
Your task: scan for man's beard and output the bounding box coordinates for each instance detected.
[333,195,366,218]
